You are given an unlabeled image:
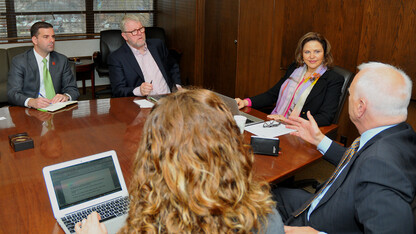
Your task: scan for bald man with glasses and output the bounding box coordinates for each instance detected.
[108,14,181,97]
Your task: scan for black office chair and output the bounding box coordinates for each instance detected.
[331,66,354,124]
[93,30,125,98]
[93,27,181,98]
[145,27,182,64]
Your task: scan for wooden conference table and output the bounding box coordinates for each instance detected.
[0,97,336,233]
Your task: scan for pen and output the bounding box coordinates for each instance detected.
[39,92,52,104]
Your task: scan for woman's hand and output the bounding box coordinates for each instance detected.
[74,212,108,234]
[266,114,287,123]
[235,98,248,109]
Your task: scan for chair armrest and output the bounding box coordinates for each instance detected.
[92,51,101,67]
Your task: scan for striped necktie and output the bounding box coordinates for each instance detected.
[42,58,56,99]
[293,137,361,217]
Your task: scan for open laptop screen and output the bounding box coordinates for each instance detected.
[50,156,122,209]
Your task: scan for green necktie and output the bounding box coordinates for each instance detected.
[42,58,55,99]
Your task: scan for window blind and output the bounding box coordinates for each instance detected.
[0,0,155,43]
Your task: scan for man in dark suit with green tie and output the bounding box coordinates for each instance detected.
[7,21,79,109]
[277,62,416,233]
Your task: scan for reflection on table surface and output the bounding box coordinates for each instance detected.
[0,97,337,233]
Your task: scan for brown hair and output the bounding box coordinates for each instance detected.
[120,88,275,233]
[294,32,333,67]
[30,21,53,37]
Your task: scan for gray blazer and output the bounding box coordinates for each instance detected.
[7,49,79,106]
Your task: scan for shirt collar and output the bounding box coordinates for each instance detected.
[358,124,396,151]
[33,48,50,65]
[127,42,148,55]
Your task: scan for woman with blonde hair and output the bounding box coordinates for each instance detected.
[76,88,283,233]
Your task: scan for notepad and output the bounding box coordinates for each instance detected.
[133,99,154,108]
[38,101,78,112]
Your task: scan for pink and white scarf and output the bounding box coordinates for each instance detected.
[271,64,327,117]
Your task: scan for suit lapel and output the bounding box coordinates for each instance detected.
[27,50,41,90]
[121,43,145,86]
[49,52,59,87]
[314,123,408,210]
[147,40,168,81]
[315,147,367,209]
[304,74,327,105]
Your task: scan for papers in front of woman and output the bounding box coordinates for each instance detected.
[245,120,296,138]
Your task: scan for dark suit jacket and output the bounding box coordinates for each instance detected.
[298,122,416,233]
[108,39,181,97]
[7,49,79,106]
[250,63,344,126]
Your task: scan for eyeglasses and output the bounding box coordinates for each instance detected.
[263,120,281,128]
[124,27,145,36]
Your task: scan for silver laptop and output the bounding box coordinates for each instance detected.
[213,92,264,126]
[43,150,129,234]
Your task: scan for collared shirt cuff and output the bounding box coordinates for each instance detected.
[24,98,31,108]
[317,136,332,155]
[133,86,143,96]
[244,98,252,107]
[64,93,72,101]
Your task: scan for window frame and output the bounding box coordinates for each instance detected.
[1,0,156,43]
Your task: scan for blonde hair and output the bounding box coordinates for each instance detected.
[120,14,142,32]
[120,88,275,233]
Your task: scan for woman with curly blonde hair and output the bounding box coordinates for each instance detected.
[75,88,283,234]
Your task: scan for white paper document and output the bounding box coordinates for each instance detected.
[133,99,155,108]
[245,121,296,138]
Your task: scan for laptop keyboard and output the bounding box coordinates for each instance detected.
[61,196,129,233]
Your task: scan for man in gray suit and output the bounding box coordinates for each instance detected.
[7,21,79,108]
[278,62,416,233]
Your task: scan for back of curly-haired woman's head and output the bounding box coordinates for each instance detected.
[120,88,275,233]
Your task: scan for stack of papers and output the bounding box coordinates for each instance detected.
[245,121,296,138]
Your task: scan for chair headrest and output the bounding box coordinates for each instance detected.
[100,30,124,63]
